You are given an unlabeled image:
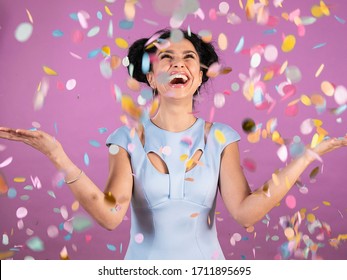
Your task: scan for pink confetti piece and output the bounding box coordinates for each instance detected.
[0,157,13,168]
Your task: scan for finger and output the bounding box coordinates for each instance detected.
[15,129,39,138]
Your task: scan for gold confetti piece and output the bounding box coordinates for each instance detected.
[315,64,324,77]
[104,191,116,204]
[13,177,26,183]
[263,70,274,81]
[312,119,323,127]
[214,129,226,144]
[0,174,9,194]
[322,201,331,206]
[26,9,34,23]
[115,37,129,49]
[43,66,58,76]
[0,251,15,260]
[71,200,80,211]
[105,5,113,16]
[309,166,320,180]
[190,213,199,218]
[60,246,69,260]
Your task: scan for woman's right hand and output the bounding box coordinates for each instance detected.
[0,127,63,162]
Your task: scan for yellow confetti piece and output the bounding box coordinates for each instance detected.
[180,154,189,161]
[263,70,274,81]
[320,0,330,16]
[315,64,324,77]
[306,213,316,223]
[214,129,226,144]
[322,201,331,206]
[115,37,129,49]
[43,66,58,76]
[13,177,26,183]
[310,133,319,148]
[311,5,324,18]
[312,119,323,127]
[101,45,111,57]
[281,35,296,52]
[105,5,113,16]
[316,126,328,137]
[300,95,312,106]
[337,234,347,241]
[26,9,34,23]
[71,200,80,211]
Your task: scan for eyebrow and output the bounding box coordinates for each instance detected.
[158,50,198,56]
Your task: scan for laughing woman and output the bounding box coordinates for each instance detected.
[1,29,346,260]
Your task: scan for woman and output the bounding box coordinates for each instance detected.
[0,29,346,260]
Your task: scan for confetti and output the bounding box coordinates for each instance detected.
[14,22,33,42]
[26,236,44,252]
[281,34,296,52]
[214,129,226,144]
[135,233,144,244]
[334,85,347,105]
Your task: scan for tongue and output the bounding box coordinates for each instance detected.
[170,78,185,85]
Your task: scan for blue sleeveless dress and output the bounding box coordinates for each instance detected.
[106,118,240,259]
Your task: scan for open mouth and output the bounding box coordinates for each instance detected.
[168,73,189,87]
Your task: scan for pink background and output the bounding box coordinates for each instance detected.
[0,0,346,260]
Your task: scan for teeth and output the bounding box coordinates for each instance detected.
[169,73,188,82]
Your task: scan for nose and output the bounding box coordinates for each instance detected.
[172,57,185,68]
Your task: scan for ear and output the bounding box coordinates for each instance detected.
[146,72,156,89]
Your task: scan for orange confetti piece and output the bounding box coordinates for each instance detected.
[315,64,324,77]
[0,174,9,194]
[190,213,199,218]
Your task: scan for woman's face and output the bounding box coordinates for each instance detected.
[146,38,203,100]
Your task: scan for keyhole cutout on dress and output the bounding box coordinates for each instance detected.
[147,149,204,174]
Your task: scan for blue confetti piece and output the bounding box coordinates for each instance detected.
[234,36,244,53]
[98,127,108,134]
[69,13,78,21]
[141,52,150,74]
[52,30,64,37]
[335,15,346,24]
[141,88,153,101]
[89,140,101,148]
[20,195,30,201]
[97,11,103,21]
[7,188,17,199]
[120,243,123,253]
[263,29,277,35]
[84,153,90,166]
[88,49,101,59]
[313,42,327,49]
[64,234,72,241]
[119,19,134,29]
[107,244,116,251]
[54,122,58,134]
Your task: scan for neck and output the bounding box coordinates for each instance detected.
[151,98,197,132]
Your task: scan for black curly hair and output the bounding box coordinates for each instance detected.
[127,28,219,95]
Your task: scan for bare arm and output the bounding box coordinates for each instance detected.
[0,127,132,230]
[219,136,347,228]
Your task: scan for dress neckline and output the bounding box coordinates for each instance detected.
[146,117,202,134]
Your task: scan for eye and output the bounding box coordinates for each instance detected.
[184,54,195,59]
[160,54,172,60]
